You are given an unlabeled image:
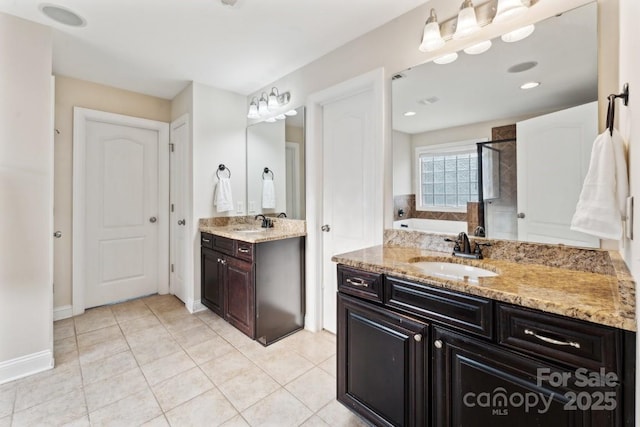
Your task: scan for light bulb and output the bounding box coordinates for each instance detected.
[453,0,480,40]
[419,9,445,52]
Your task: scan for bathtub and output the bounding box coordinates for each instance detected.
[393,218,467,235]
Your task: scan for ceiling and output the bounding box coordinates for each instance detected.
[0,0,429,99]
[392,2,597,135]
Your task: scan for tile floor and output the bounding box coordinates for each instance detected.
[0,295,369,427]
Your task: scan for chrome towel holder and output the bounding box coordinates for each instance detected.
[262,167,274,180]
[216,164,231,179]
[607,83,630,136]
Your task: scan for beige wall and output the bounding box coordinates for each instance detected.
[0,13,53,377]
[53,76,171,309]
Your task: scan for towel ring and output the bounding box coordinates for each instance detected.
[262,167,274,180]
[216,164,231,179]
[606,83,630,136]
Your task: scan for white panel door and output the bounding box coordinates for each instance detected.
[516,102,599,248]
[322,90,375,333]
[85,121,160,308]
[170,117,188,303]
[285,141,301,219]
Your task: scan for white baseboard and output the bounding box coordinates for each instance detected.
[0,350,54,385]
[53,305,73,321]
[186,298,206,314]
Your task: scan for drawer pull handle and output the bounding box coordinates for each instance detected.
[238,248,250,253]
[346,278,368,287]
[202,238,211,243]
[524,329,581,349]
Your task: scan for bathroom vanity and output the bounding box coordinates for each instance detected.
[333,232,636,427]
[200,218,306,346]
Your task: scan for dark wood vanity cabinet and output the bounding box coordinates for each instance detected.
[335,264,634,427]
[201,232,305,345]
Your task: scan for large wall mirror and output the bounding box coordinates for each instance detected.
[392,2,598,246]
[246,106,305,219]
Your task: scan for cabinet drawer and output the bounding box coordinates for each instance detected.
[337,265,383,303]
[385,276,493,338]
[497,303,620,372]
[234,241,254,262]
[211,235,234,255]
[201,233,214,249]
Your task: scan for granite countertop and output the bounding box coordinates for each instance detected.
[331,245,636,332]
[199,216,306,244]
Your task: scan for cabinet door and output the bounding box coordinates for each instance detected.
[338,293,428,427]
[433,327,617,427]
[201,248,224,316]
[225,256,255,338]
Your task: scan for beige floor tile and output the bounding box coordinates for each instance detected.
[14,364,82,412]
[219,414,249,427]
[285,367,336,411]
[54,348,80,369]
[165,388,238,427]
[80,350,138,385]
[0,383,16,418]
[151,366,214,412]
[185,335,235,365]
[162,314,206,334]
[171,323,219,348]
[217,364,280,411]
[118,312,162,335]
[316,400,369,427]
[131,337,183,365]
[111,298,153,323]
[54,335,78,356]
[78,335,129,365]
[241,388,312,427]
[84,367,149,412]
[300,415,331,427]
[74,306,117,334]
[54,318,76,342]
[318,354,337,378]
[76,325,123,350]
[217,324,255,348]
[319,330,337,345]
[199,349,256,386]
[143,295,184,313]
[252,348,314,385]
[140,415,170,427]
[64,415,91,426]
[196,309,227,330]
[285,330,336,365]
[124,324,172,348]
[0,415,11,427]
[140,350,196,385]
[12,388,86,427]
[89,388,162,427]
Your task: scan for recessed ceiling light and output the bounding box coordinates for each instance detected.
[418,97,440,105]
[508,61,538,73]
[39,3,86,27]
[404,111,417,117]
[433,52,458,65]
[520,81,540,90]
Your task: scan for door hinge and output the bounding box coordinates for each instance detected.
[169,143,175,152]
[171,264,174,273]
[171,203,174,212]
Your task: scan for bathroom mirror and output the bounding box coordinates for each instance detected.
[246,106,305,219]
[392,2,597,244]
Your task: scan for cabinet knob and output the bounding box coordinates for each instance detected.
[434,339,443,349]
[414,334,422,342]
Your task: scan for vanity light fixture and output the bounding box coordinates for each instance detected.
[501,24,535,42]
[434,52,459,65]
[520,81,540,89]
[419,9,446,52]
[268,87,280,109]
[493,0,528,23]
[275,114,286,120]
[265,117,277,123]
[248,87,292,120]
[258,93,269,116]
[464,40,492,55]
[404,111,417,117]
[247,98,260,119]
[284,109,298,116]
[453,0,481,40]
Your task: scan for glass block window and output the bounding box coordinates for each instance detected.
[418,149,479,210]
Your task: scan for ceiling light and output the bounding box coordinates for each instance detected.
[404,111,417,117]
[464,40,492,55]
[247,98,260,119]
[418,96,440,105]
[501,24,535,42]
[507,61,538,73]
[265,117,277,123]
[520,81,540,89]
[493,0,528,23]
[39,4,86,27]
[285,110,298,116]
[453,0,480,40]
[419,9,445,52]
[433,52,459,65]
[275,114,286,120]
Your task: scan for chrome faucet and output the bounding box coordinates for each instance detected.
[254,214,272,228]
[445,232,491,259]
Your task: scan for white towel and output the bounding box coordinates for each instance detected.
[570,128,629,240]
[214,177,234,212]
[262,178,276,209]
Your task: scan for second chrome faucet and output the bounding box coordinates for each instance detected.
[445,232,491,259]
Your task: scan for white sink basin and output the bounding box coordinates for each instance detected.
[233,228,265,234]
[411,261,498,283]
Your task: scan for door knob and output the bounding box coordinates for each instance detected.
[53,231,62,238]
[517,212,526,219]
[321,224,331,232]
[178,219,186,226]
[149,217,157,223]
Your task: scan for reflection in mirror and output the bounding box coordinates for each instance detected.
[392,3,597,245]
[246,106,305,219]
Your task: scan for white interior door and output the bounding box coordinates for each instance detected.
[170,116,189,303]
[516,101,599,248]
[285,141,301,218]
[80,113,167,309]
[322,90,376,333]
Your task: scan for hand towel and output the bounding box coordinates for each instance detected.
[262,178,276,209]
[214,177,234,212]
[570,128,629,240]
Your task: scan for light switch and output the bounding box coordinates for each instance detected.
[249,201,256,213]
[236,201,244,214]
